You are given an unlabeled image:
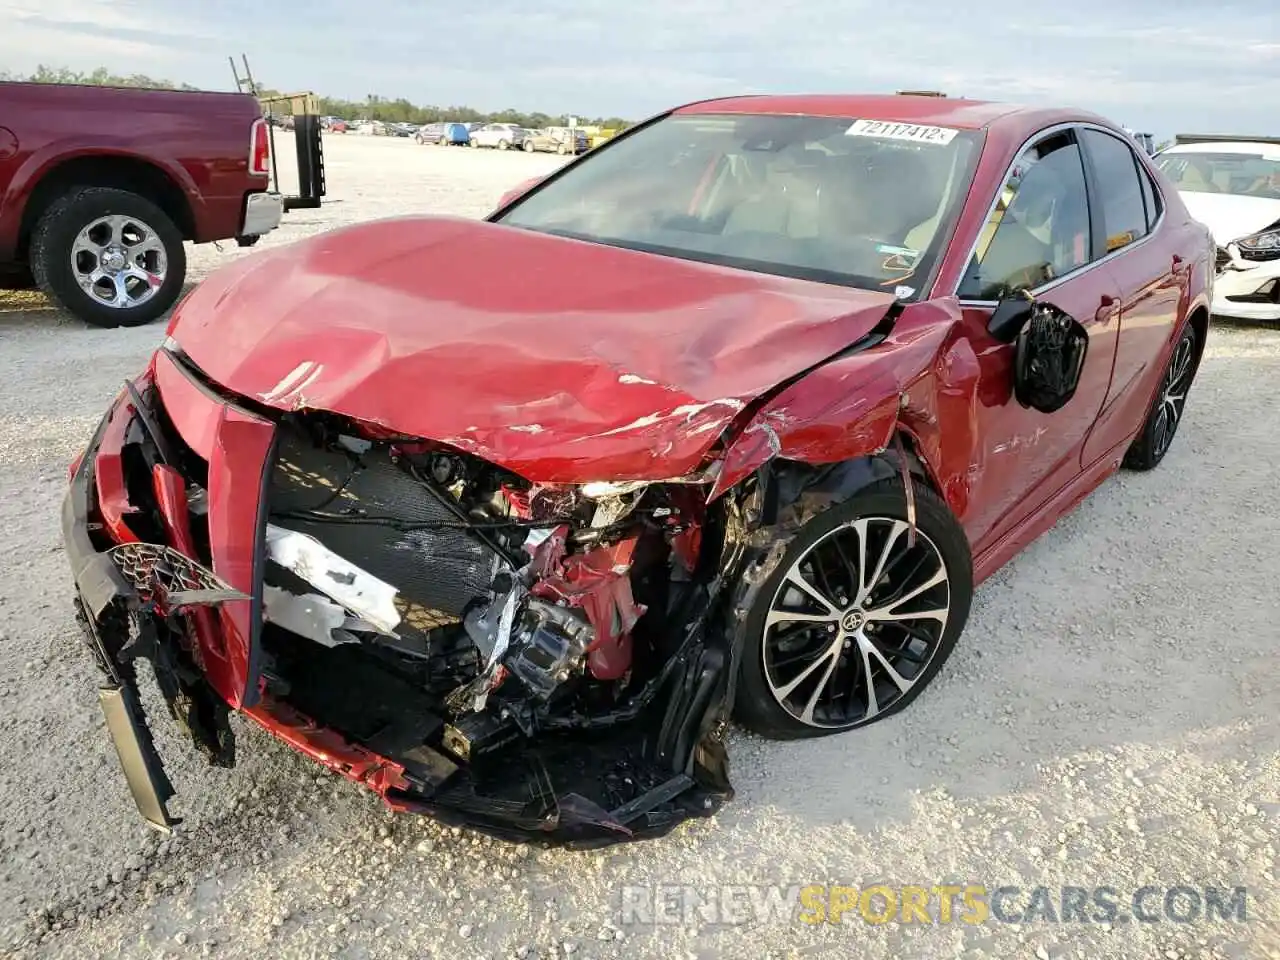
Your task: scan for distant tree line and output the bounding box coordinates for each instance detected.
[0,65,635,130]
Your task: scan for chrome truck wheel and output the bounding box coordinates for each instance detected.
[30,186,186,328]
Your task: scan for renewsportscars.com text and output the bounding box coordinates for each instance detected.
[618,883,1250,927]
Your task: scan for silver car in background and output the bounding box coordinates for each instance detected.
[469,122,530,150]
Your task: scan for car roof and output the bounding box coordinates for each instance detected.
[673,93,1116,138]
[1160,141,1280,156]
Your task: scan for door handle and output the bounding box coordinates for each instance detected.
[1095,294,1119,323]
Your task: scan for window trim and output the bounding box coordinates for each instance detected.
[1134,147,1163,232]
[1077,126,1157,256]
[952,121,1167,307]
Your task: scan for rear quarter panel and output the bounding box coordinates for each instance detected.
[0,82,269,257]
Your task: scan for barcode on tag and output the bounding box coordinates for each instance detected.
[845,119,959,145]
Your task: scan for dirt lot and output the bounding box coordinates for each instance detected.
[0,133,1277,960]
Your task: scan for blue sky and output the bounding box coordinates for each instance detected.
[2,0,1277,138]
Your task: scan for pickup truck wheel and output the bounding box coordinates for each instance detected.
[30,186,186,328]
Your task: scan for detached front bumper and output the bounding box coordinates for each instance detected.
[62,405,179,832]
[1213,247,1280,322]
[61,362,278,831]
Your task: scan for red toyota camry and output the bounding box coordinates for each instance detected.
[63,94,1214,844]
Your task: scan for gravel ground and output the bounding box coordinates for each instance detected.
[0,134,1277,960]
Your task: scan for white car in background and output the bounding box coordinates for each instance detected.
[1154,138,1280,322]
[469,122,530,150]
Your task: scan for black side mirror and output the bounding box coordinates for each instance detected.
[1013,301,1089,414]
[987,289,1035,342]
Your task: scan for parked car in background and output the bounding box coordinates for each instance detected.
[64,93,1212,843]
[416,122,446,144]
[523,126,589,155]
[469,122,529,150]
[442,122,471,146]
[388,122,418,138]
[0,80,283,327]
[1155,136,1280,322]
[416,122,470,146]
[324,118,349,133]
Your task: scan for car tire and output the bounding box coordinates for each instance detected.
[557,142,568,155]
[1122,320,1200,471]
[523,139,535,153]
[30,186,187,329]
[498,139,510,150]
[734,478,973,740]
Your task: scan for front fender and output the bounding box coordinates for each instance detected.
[708,365,903,502]
[706,303,965,504]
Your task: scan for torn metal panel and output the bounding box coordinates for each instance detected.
[264,524,402,634]
[262,585,387,646]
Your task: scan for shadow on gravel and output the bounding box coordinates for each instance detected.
[0,282,199,334]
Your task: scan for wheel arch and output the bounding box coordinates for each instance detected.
[714,431,948,617]
[1185,304,1210,378]
[18,153,196,257]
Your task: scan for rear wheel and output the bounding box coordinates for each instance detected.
[30,186,186,328]
[1122,320,1200,471]
[557,142,568,155]
[734,479,973,739]
[498,139,510,150]
[523,139,535,153]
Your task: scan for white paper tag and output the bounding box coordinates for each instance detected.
[845,118,959,145]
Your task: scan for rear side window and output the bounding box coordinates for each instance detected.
[1082,129,1151,253]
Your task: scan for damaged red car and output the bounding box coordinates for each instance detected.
[63,94,1214,844]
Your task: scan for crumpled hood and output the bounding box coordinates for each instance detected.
[167,215,898,482]
[1179,192,1280,246]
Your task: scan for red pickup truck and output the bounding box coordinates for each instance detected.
[0,81,283,327]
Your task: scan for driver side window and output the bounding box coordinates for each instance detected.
[959,131,1093,301]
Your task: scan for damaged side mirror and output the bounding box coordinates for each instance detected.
[987,289,1036,342]
[1011,300,1089,414]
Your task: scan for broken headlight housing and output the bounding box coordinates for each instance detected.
[1236,227,1280,260]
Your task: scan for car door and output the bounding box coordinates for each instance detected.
[1076,127,1184,467]
[952,126,1123,551]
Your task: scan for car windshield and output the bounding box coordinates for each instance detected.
[494,112,983,294]
[1156,150,1280,199]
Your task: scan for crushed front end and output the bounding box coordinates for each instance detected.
[63,345,740,845]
